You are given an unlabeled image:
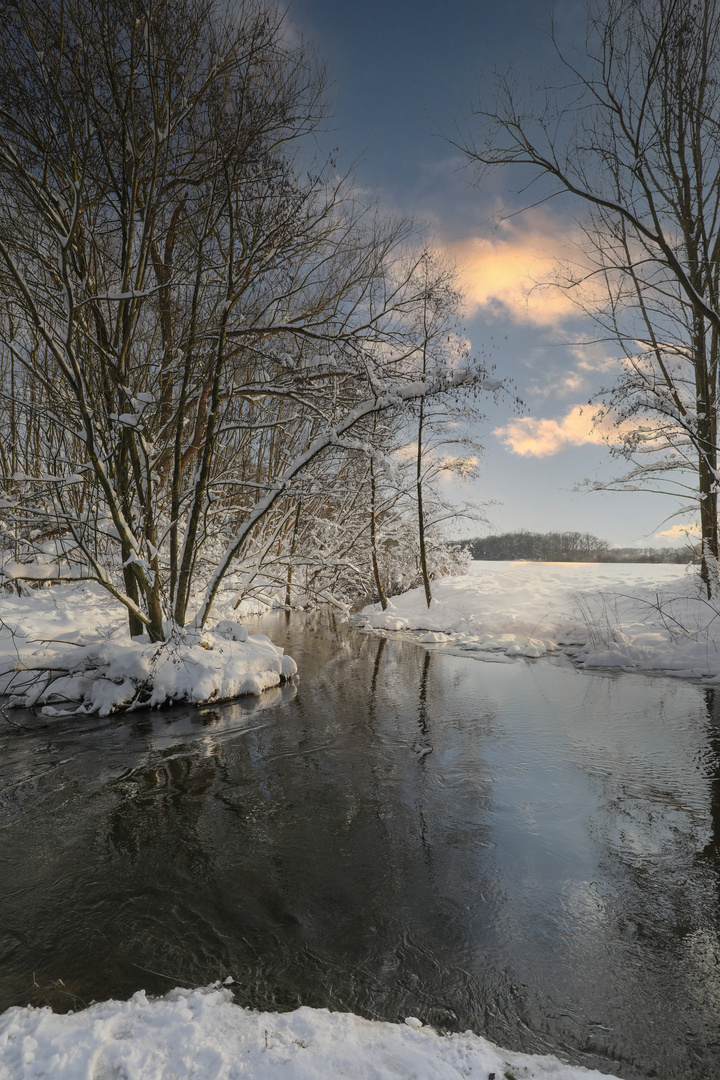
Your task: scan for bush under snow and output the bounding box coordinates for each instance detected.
[0,584,295,716]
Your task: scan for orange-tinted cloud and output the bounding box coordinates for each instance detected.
[655,523,700,542]
[440,211,595,326]
[494,405,627,457]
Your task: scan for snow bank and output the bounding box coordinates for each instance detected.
[361,561,720,680]
[0,984,619,1080]
[3,561,716,713]
[0,583,296,715]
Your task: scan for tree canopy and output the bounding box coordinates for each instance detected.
[459,0,720,594]
[0,0,491,638]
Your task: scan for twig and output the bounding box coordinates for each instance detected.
[129,961,195,987]
[2,664,76,673]
[0,706,22,728]
[25,637,85,646]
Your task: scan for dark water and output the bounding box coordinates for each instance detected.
[1,610,720,1079]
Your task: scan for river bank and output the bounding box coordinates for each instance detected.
[361,561,720,678]
[0,985,619,1080]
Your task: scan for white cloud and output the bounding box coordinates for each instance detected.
[569,340,623,374]
[527,369,589,400]
[524,340,624,401]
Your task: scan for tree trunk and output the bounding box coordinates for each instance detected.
[417,398,432,608]
[695,317,719,599]
[698,420,719,598]
[369,457,387,610]
[285,500,302,609]
[121,558,145,639]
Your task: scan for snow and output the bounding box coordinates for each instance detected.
[0,558,717,712]
[0,559,94,582]
[361,560,720,680]
[0,983,619,1080]
[0,582,296,715]
[0,560,717,713]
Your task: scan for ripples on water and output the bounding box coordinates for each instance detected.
[1,609,720,1079]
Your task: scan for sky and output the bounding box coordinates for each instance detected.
[287,0,692,549]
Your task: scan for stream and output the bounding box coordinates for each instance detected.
[1,609,720,1079]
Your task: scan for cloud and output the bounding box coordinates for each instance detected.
[494,404,625,457]
[527,369,589,400]
[569,340,622,374]
[439,210,595,327]
[655,523,700,542]
[524,340,627,401]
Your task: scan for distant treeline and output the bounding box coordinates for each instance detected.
[460,530,692,563]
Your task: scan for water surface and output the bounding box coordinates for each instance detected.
[1,610,719,1079]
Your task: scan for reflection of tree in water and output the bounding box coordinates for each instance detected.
[340,635,501,1030]
[414,649,434,877]
[0,617,504,1029]
[223,627,500,1026]
[417,649,431,740]
[370,634,386,697]
[587,696,715,928]
[94,717,244,994]
[589,684,720,902]
[569,679,720,1076]
[700,687,720,863]
[107,724,220,862]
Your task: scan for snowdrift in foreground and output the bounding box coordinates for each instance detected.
[0,584,296,715]
[361,561,720,681]
[0,984,618,1080]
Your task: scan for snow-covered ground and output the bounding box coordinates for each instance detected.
[361,560,720,680]
[0,582,296,715]
[0,983,619,1080]
[0,560,716,715]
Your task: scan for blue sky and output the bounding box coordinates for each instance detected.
[288,0,690,548]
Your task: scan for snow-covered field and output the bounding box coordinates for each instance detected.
[362,560,720,680]
[0,983,619,1080]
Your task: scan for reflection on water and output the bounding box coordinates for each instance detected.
[1,609,720,1079]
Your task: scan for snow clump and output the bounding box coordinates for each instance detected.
[0,983,621,1080]
[0,584,295,716]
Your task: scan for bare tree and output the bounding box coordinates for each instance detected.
[406,254,488,607]
[458,0,720,595]
[0,0,483,638]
